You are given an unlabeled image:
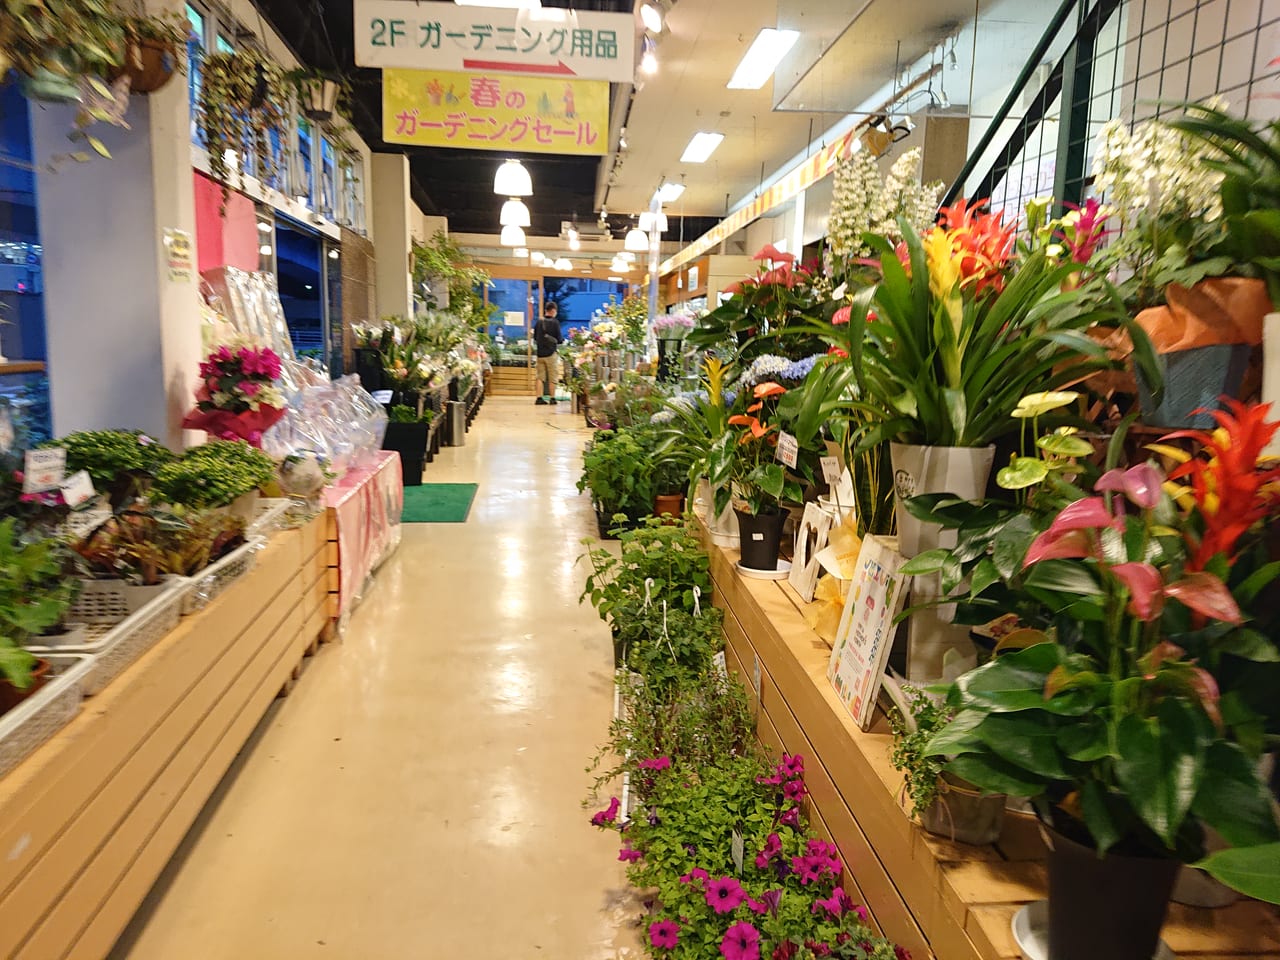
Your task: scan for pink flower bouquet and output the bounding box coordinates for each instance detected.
[183,344,287,447]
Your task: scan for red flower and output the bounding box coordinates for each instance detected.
[832,305,852,325]
[753,243,796,264]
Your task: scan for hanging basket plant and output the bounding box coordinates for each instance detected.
[1,0,127,102]
[113,12,190,94]
[284,67,349,123]
[196,49,287,207]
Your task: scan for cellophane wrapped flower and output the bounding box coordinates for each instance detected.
[196,343,286,414]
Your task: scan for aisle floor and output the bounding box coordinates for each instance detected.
[110,397,641,959]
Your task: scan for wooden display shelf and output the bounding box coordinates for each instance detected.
[0,518,331,960]
[700,520,1280,960]
[0,361,47,376]
[489,364,537,395]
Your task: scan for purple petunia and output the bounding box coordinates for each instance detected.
[720,921,761,960]
[590,796,620,826]
[649,919,680,950]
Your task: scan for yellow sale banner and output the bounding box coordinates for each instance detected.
[382,68,608,155]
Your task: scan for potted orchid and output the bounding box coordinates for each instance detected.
[920,406,1280,960]
[182,343,286,448]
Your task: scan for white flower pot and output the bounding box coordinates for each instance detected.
[708,484,739,548]
[890,443,995,680]
[1265,313,1280,458]
[889,443,996,557]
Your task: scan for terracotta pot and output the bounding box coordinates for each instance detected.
[115,38,177,94]
[0,658,51,715]
[1044,822,1179,960]
[654,493,684,522]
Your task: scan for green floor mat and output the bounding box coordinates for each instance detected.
[402,483,479,523]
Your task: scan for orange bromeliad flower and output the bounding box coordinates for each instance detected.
[1161,399,1280,570]
[936,197,1016,295]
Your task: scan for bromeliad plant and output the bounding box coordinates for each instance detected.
[921,419,1280,901]
[826,200,1160,453]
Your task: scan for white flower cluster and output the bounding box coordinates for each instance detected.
[828,147,944,257]
[1091,114,1224,226]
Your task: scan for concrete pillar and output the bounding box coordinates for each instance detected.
[33,25,202,449]
[370,153,413,319]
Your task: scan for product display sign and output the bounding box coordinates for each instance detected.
[775,430,799,469]
[827,535,907,730]
[383,68,607,155]
[355,0,635,83]
[23,447,65,494]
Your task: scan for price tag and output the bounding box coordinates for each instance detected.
[59,470,95,508]
[820,456,843,485]
[371,390,393,404]
[23,448,66,493]
[712,651,727,679]
[731,829,745,875]
[776,431,799,469]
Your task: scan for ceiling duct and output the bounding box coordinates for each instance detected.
[560,220,612,242]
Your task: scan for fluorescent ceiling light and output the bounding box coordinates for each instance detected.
[727,28,799,90]
[608,275,624,282]
[681,131,724,164]
[624,227,649,252]
[514,247,529,258]
[500,224,526,246]
[494,159,532,196]
[456,0,539,8]
[656,181,685,203]
[500,198,531,227]
[639,1,663,33]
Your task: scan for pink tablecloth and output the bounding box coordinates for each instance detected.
[323,451,403,617]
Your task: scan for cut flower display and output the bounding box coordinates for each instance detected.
[183,342,287,447]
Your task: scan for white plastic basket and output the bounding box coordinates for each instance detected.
[247,498,292,539]
[60,504,112,543]
[0,653,92,778]
[180,537,265,616]
[29,582,185,696]
[68,577,173,626]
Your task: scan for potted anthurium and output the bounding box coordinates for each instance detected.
[715,380,802,572]
[921,409,1280,960]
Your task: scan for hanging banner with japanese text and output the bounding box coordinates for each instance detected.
[355,0,635,84]
[383,68,608,156]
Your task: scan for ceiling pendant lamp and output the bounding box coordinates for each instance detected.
[638,211,668,233]
[624,226,650,252]
[500,224,527,247]
[500,198,531,227]
[494,159,533,196]
[553,257,573,271]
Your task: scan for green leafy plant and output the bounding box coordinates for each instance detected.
[717,381,802,516]
[196,50,287,206]
[888,686,953,818]
[580,517,712,624]
[411,231,496,325]
[388,404,433,424]
[153,440,274,508]
[618,605,725,694]
[577,428,657,519]
[0,0,125,87]
[73,505,246,583]
[51,428,174,491]
[0,518,74,688]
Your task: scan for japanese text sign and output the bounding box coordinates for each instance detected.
[383,68,607,156]
[355,0,636,84]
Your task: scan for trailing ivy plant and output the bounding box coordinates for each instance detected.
[411,231,495,324]
[196,49,286,206]
[580,516,712,623]
[887,685,953,818]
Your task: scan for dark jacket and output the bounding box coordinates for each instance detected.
[534,317,563,358]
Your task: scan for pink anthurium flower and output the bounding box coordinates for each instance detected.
[1022,528,1095,567]
[753,243,796,263]
[832,305,852,325]
[1095,463,1163,510]
[1110,562,1164,621]
[1163,572,1244,624]
[1046,497,1122,537]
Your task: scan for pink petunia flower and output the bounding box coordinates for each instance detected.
[721,921,762,960]
[680,867,709,887]
[618,846,643,863]
[638,756,671,771]
[706,876,746,915]
[754,832,782,869]
[649,919,680,950]
[590,797,620,826]
[783,779,807,802]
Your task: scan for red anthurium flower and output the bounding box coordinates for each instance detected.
[724,280,745,296]
[1044,497,1122,538]
[828,346,849,359]
[754,243,796,264]
[1095,463,1163,510]
[1022,528,1095,567]
[754,381,787,399]
[1109,562,1164,621]
[1163,571,1244,624]
[832,305,852,325]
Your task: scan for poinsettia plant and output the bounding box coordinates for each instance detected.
[182,343,286,447]
[918,405,1280,901]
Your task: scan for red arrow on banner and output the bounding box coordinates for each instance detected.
[462,58,577,76]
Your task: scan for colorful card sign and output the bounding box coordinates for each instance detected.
[383,68,607,155]
[355,0,636,83]
[827,535,908,730]
[23,447,65,494]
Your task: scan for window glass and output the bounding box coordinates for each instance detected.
[215,34,235,54]
[297,117,314,205]
[320,137,336,219]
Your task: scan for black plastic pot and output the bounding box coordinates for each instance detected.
[656,338,683,382]
[382,422,430,486]
[354,348,385,392]
[1045,823,1179,960]
[735,507,787,571]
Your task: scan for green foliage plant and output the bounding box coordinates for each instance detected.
[153,440,274,508]
[577,428,656,519]
[888,686,954,818]
[196,50,287,207]
[579,517,712,624]
[0,518,74,688]
[52,429,174,490]
[618,604,724,694]
[0,0,126,86]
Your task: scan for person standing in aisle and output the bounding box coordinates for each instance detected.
[534,301,563,405]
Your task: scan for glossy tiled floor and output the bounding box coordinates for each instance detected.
[110,397,641,959]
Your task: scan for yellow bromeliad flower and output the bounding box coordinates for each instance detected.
[703,356,727,407]
[923,227,962,302]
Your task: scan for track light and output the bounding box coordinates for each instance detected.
[639,1,663,33]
